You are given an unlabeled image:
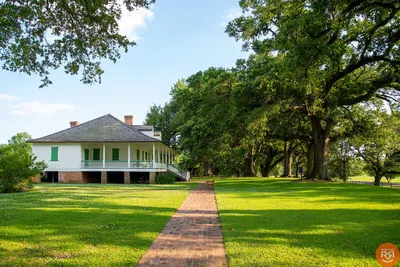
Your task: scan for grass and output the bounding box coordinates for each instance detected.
[190,177,217,181]
[350,175,400,183]
[215,178,400,267]
[0,183,196,266]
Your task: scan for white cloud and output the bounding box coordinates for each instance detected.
[221,8,242,27]
[0,94,22,101]
[11,100,77,115]
[118,4,155,41]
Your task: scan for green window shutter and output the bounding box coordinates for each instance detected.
[93,149,100,160]
[84,149,89,160]
[145,152,148,161]
[51,147,58,161]
[112,148,119,161]
[142,151,144,161]
[137,149,140,160]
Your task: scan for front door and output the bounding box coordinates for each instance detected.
[84,149,89,167]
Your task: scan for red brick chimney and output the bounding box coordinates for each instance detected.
[124,115,133,125]
[70,121,79,127]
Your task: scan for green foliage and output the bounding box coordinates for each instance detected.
[144,68,290,177]
[216,178,400,266]
[0,0,154,87]
[0,133,46,193]
[155,173,175,184]
[226,0,400,180]
[144,91,181,148]
[144,1,400,180]
[350,106,400,183]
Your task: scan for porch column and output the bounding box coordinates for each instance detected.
[152,143,156,167]
[158,144,160,162]
[128,143,131,168]
[102,143,106,168]
[168,150,171,164]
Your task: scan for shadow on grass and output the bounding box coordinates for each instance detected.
[215,178,400,266]
[0,184,195,266]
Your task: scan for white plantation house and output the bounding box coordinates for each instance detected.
[29,114,189,184]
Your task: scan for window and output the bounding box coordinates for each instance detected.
[51,147,58,161]
[112,148,119,161]
[84,149,89,167]
[84,149,89,160]
[137,149,140,160]
[93,148,100,160]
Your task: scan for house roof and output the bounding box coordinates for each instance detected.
[28,114,161,143]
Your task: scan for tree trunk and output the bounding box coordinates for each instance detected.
[374,175,382,186]
[288,149,293,177]
[282,140,289,176]
[207,163,213,176]
[305,144,314,178]
[261,147,285,177]
[251,149,256,176]
[243,150,257,177]
[261,163,271,177]
[261,148,273,177]
[309,116,333,180]
[342,160,348,181]
[282,142,297,177]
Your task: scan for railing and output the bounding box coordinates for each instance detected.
[81,160,103,168]
[81,160,156,169]
[167,164,188,180]
[130,160,153,168]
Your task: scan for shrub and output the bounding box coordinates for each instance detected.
[0,133,46,193]
[155,173,175,184]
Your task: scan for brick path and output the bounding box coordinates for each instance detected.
[136,181,228,267]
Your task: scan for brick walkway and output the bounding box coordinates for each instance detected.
[136,181,228,267]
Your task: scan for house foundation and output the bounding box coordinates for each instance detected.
[149,172,156,184]
[101,171,107,184]
[59,172,83,183]
[124,172,130,184]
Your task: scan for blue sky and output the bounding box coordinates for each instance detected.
[0,0,247,143]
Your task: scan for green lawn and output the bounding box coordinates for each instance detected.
[215,178,400,267]
[350,175,400,183]
[0,183,196,266]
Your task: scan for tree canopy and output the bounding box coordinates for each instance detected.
[226,0,400,179]
[0,0,154,87]
[143,1,400,183]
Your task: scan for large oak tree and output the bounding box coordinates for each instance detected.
[227,0,400,180]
